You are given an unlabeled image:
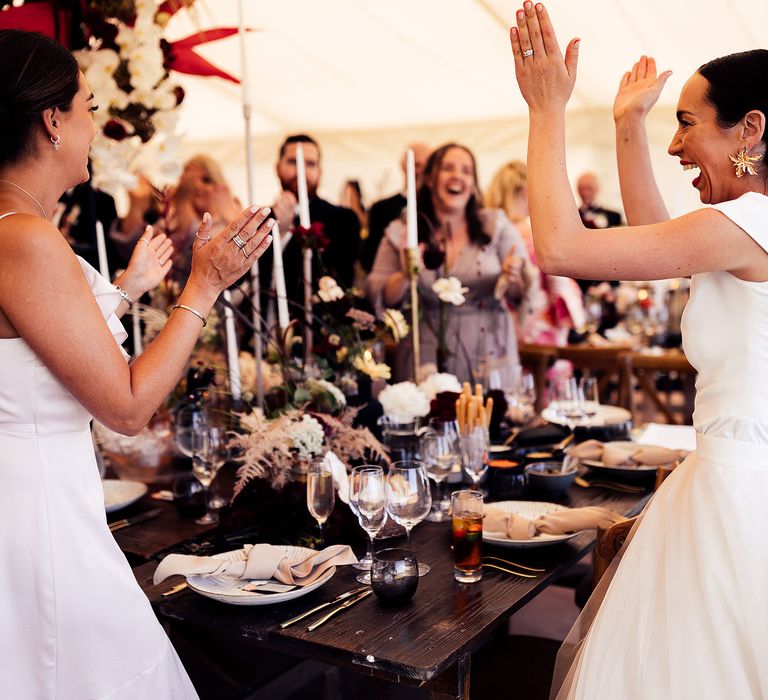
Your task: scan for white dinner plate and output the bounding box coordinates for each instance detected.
[102,479,148,513]
[483,501,580,549]
[541,404,632,427]
[186,546,336,606]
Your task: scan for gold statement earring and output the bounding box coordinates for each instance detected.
[729,146,762,177]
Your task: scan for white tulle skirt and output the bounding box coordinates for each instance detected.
[552,432,768,700]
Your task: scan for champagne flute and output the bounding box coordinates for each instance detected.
[191,425,230,525]
[307,457,335,548]
[350,466,387,584]
[460,426,490,490]
[385,460,432,576]
[579,375,600,424]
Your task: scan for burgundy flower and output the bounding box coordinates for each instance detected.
[103,119,129,141]
[295,222,330,252]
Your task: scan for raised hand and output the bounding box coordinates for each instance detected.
[188,206,274,295]
[509,2,580,112]
[613,56,672,122]
[119,226,174,298]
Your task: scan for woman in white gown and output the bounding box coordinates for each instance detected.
[509,4,768,699]
[0,30,274,698]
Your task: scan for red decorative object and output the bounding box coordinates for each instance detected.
[295,222,330,253]
[166,28,251,84]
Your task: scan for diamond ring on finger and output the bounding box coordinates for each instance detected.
[522,48,534,57]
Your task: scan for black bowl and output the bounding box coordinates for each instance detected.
[524,461,578,495]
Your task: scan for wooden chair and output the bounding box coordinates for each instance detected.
[592,516,639,589]
[554,345,633,412]
[518,343,557,413]
[626,350,696,424]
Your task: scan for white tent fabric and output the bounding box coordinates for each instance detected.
[160,0,768,217]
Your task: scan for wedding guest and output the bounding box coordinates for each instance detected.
[576,171,622,229]
[361,142,431,272]
[258,134,360,322]
[0,28,273,698]
[509,4,768,698]
[367,143,534,383]
[113,155,241,283]
[486,160,585,345]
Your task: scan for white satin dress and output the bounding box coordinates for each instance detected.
[554,192,768,699]
[0,219,197,698]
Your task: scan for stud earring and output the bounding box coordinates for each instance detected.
[729,146,762,177]
[50,135,61,152]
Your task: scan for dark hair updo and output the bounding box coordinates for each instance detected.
[699,50,768,159]
[0,29,80,167]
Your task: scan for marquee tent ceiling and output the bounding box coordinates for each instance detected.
[166,0,768,139]
[148,0,767,215]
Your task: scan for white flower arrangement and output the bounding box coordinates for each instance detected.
[418,372,462,401]
[378,381,431,419]
[432,277,469,306]
[317,276,345,303]
[307,378,347,409]
[74,0,184,198]
[288,414,325,460]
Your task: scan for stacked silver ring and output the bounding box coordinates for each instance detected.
[522,48,534,57]
[232,233,247,249]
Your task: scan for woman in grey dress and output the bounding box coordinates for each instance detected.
[367,143,538,383]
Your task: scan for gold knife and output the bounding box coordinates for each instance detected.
[279,586,369,629]
[306,589,373,632]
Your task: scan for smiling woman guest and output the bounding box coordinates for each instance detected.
[507,3,768,699]
[367,143,538,383]
[0,29,273,698]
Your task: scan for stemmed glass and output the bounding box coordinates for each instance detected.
[307,457,335,548]
[460,426,490,490]
[385,460,432,576]
[421,419,460,521]
[579,376,600,426]
[191,425,230,525]
[349,465,387,584]
[553,377,585,429]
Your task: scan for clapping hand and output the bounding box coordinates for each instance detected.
[509,2,580,113]
[189,205,274,295]
[122,226,174,297]
[613,56,672,122]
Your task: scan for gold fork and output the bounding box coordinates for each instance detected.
[482,555,545,573]
[482,562,538,579]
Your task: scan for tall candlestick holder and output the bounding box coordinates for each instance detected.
[405,247,421,382]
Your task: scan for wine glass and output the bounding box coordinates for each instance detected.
[350,465,387,584]
[460,426,490,490]
[579,376,600,424]
[307,457,335,548]
[174,400,208,460]
[385,460,432,576]
[517,370,537,417]
[553,377,585,429]
[191,425,230,525]
[421,422,460,522]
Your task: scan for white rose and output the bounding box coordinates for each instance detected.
[418,372,462,401]
[378,381,431,419]
[317,276,345,302]
[432,277,469,306]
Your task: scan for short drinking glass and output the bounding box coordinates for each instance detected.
[451,490,484,583]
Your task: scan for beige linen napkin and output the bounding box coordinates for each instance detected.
[153,544,357,586]
[566,440,685,467]
[483,504,625,540]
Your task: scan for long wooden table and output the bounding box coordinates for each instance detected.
[133,485,650,699]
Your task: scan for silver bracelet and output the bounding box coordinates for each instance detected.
[113,285,134,310]
[171,303,207,327]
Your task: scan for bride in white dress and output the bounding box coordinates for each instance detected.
[509,4,768,699]
[0,30,274,698]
